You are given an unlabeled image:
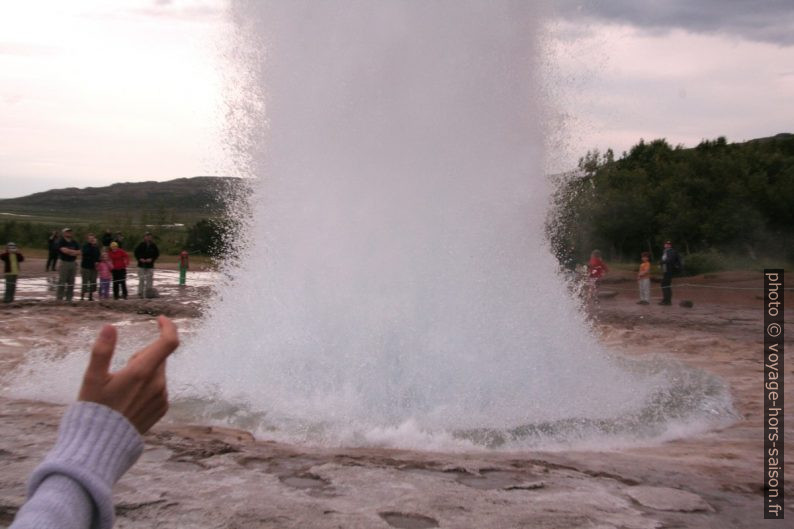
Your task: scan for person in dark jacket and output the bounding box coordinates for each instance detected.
[113,232,125,249]
[46,230,60,271]
[57,228,81,302]
[1,242,24,303]
[134,232,160,298]
[659,240,682,305]
[80,233,101,301]
[101,229,114,249]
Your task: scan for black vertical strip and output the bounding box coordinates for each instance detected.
[764,269,784,519]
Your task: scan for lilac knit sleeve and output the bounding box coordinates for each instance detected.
[10,402,144,529]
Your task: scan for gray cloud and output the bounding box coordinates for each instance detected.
[555,0,794,46]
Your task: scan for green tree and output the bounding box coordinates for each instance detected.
[547,133,794,265]
[185,219,225,256]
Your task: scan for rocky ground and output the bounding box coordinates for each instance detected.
[0,262,791,528]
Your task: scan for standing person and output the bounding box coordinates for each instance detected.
[108,241,129,300]
[134,232,159,299]
[636,251,651,305]
[56,228,81,302]
[46,230,60,272]
[113,232,125,249]
[178,249,189,287]
[1,242,24,303]
[80,233,101,301]
[659,240,682,306]
[586,249,608,304]
[97,251,113,300]
[101,229,114,248]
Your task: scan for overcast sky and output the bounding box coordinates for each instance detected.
[1,1,792,198]
[548,0,794,167]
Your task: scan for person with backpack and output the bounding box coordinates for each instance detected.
[659,240,682,305]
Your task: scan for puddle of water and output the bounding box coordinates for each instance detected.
[379,512,439,529]
[7,271,220,302]
[280,475,328,489]
[455,470,533,490]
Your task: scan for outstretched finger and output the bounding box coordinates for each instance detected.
[129,316,180,374]
[84,325,117,381]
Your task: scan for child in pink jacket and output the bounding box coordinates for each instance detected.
[96,252,113,299]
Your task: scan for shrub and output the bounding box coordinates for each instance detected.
[681,249,725,276]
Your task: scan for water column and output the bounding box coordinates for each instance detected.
[170,1,731,448]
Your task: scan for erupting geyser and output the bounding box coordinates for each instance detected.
[168,0,734,449]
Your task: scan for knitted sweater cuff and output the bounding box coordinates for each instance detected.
[27,402,144,529]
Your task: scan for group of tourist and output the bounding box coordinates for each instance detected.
[587,240,683,305]
[2,228,192,304]
[8,233,682,307]
[49,228,162,302]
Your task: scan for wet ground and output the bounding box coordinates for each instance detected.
[0,264,791,528]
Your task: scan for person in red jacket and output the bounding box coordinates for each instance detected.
[586,249,608,306]
[108,242,130,300]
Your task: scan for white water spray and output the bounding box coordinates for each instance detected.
[0,1,733,450]
[167,1,735,449]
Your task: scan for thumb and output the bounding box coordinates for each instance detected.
[84,325,117,381]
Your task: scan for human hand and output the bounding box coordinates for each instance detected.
[78,316,180,433]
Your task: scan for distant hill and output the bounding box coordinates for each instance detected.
[0,176,243,226]
[745,132,793,143]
